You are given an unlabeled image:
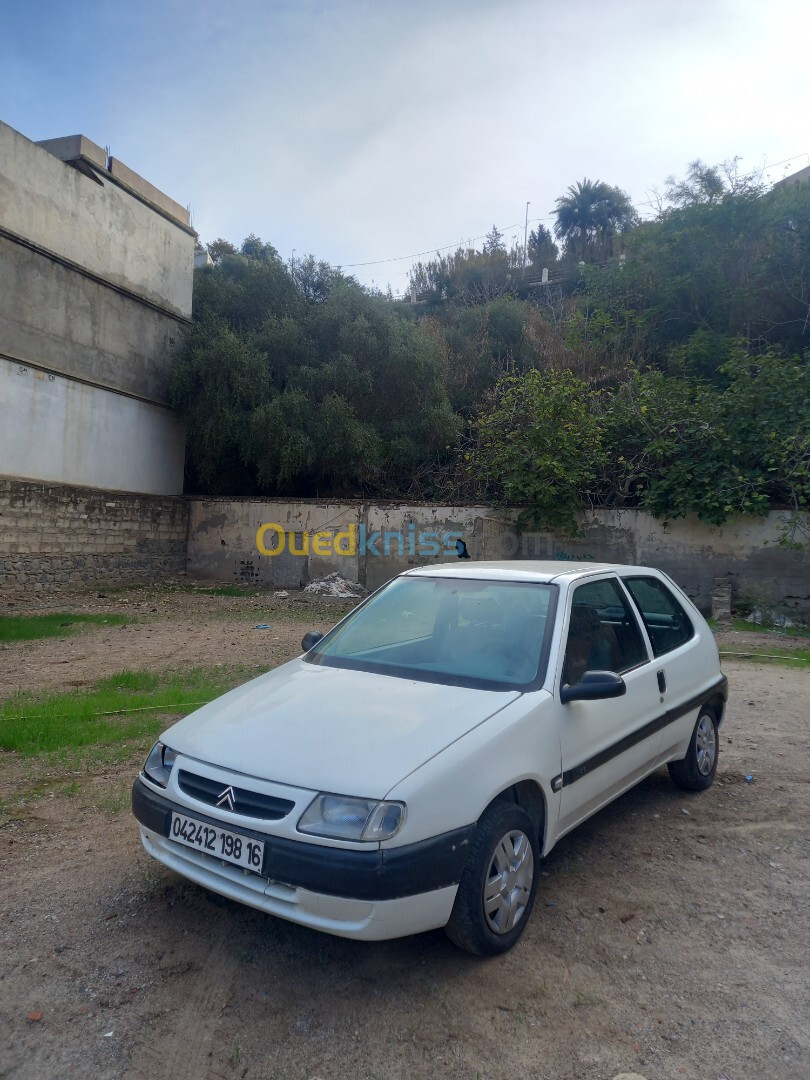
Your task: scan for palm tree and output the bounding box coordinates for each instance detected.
[554,179,639,262]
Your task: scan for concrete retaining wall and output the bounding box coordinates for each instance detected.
[0,235,181,403]
[0,358,186,496]
[0,479,188,593]
[0,120,193,497]
[515,508,809,616]
[187,499,501,593]
[186,498,809,615]
[0,121,193,318]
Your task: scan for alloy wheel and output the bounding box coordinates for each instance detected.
[483,830,535,934]
[696,713,717,775]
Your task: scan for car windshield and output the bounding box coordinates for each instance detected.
[305,575,557,690]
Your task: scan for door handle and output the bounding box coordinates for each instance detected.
[657,670,667,693]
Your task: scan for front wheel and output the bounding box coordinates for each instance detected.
[668,706,719,791]
[445,802,539,956]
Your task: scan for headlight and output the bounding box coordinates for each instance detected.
[143,742,178,788]
[298,794,406,842]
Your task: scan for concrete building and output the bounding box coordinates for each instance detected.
[0,121,195,495]
[773,163,810,189]
[194,248,214,269]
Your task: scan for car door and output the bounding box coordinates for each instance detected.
[555,575,659,836]
[620,573,706,760]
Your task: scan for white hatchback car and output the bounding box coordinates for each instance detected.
[133,562,727,955]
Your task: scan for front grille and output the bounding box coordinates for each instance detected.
[177,770,295,820]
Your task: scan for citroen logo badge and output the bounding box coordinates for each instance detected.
[216,785,236,811]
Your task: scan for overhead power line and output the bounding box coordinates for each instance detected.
[340,214,556,269]
[338,152,809,274]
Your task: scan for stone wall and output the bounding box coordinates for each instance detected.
[186,498,497,593]
[0,479,188,593]
[186,497,810,616]
[2,485,807,614]
[517,508,810,616]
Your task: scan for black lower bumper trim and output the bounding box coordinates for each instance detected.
[132,778,474,902]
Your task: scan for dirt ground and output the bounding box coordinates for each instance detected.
[0,585,808,1080]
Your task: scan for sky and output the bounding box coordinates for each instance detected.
[2,0,809,293]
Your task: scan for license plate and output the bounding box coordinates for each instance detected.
[169,812,264,873]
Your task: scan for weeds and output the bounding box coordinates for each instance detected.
[717,646,809,666]
[709,616,810,638]
[193,586,260,598]
[0,613,129,643]
[0,664,268,755]
[573,990,604,1007]
[731,587,809,633]
[95,782,132,815]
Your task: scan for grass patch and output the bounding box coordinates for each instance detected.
[718,646,810,666]
[0,664,268,756]
[95,781,133,816]
[0,738,161,826]
[193,585,261,597]
[0,612,129,642]
[162,582,262,597]
[573,991,604,1007]
[709,616,810,639]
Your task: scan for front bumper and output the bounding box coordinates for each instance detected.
[132,778,472,940]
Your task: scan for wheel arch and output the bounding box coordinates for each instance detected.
[491,780,547,852]
[707,694,725,725]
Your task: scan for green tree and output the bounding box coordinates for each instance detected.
[561,166,810,375]
[595,368,724,516]
[205,238,237,264]
[290,253,342,303]
[473,369,603,534]
[240,234,279,260]
[408,247,518,306]
[714,349,810,524]
[663,157,761,207]
[483,225,506,256]
[169,321,272,493]
[553,178,639,262]
[527,224,558,271]
[172,250,459,497]
[664,160,727,206]
[595,351,810,527]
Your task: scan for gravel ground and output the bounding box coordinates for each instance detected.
[0,585,808,1080]
[0,584,354,699]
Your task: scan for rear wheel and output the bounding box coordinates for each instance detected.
[668,706,719,791]
[445,803,539,956]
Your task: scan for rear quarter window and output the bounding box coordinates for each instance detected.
[623,576,694,658]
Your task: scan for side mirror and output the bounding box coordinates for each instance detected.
[301,630,324,652]
[560,670,626,704]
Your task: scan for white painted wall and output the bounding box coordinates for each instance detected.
[0,357,185,496]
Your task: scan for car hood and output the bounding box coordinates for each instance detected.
[161,659,520,799]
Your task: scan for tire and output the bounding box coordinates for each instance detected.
[445,802,539,956]
[668,706,719,791]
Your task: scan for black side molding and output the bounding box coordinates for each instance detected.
[561,674,728,789]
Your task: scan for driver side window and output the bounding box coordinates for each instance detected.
[563,579,648,685]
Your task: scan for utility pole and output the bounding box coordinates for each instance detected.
[522,201,530,278]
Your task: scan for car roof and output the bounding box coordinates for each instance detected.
[403,560,657,584]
